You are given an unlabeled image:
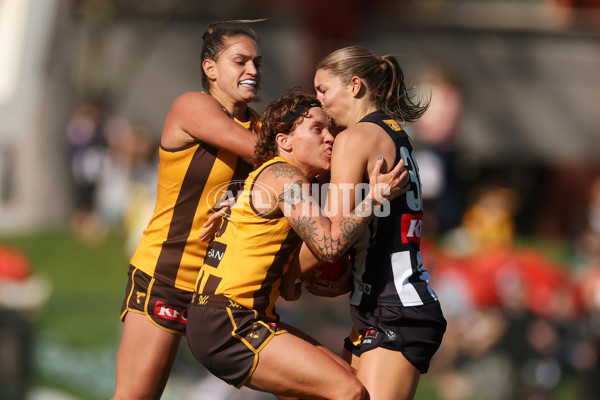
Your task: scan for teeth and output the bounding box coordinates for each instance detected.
[240,80,256,86]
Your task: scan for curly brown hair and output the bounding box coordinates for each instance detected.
[253,88,320,166]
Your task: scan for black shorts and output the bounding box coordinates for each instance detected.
[187,294,287,388]
[344,302,446,373]
[120,265,193,335]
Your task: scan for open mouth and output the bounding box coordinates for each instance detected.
[240,79,256,88]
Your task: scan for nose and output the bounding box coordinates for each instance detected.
[324,130,334,144]
[246,61,258,76]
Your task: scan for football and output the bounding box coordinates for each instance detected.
[312,252,349,281]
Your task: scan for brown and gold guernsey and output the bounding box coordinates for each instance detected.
[195,157,302,321]
[130,109,260,292]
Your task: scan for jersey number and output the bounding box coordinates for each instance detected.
[399,146,422,212]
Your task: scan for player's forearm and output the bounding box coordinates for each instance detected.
[297,196,376,263]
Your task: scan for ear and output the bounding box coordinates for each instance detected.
[202,59,217,81]
[276,133,293,152]
[349,76,363,97]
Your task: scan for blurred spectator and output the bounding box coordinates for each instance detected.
[65,102,108,241]
[412,66,472,238]
[94,118,158,255]
[442,184,521,256]
[66,102,159,249]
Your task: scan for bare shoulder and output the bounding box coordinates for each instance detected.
[162,91,220,148]
[253,161,309,216]
[332,121,395,180]
[164,91,210,127]
[257,161,308,195]
[332,125,373,165]
[335,123,378,149]
[354,120,397,174]
[352,121,387,140]
[170,91,214,111]
[266,161,305,181]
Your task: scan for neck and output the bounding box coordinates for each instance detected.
[229,105,250,122]
[348,102,378,126]
[209,89,249,122]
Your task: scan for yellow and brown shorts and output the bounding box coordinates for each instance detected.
[187,293,287,388]
[120,265,193,335]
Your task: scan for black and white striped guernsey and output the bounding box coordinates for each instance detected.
[349,110,440,308]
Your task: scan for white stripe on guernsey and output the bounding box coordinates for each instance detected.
[417,251,439,301]
[391,251,424,306]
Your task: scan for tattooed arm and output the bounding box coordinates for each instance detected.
[261,157,405,265]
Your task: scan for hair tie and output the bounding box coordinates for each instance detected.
[378,56,389,71]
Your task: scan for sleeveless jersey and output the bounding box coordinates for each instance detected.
[349,110,439,308]
[130,107,260,292]
[195,157,302,321]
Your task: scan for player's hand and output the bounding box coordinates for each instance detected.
[369,157,409,205]
[280,273,302,301]
[199,199,233,242]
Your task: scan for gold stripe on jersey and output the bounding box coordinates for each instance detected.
[196,157,302,321]
[130,108,260,292]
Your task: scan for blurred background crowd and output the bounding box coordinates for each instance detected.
[0,0,599,399]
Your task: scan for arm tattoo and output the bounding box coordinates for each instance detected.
[290,197,375,263]
[290,215,319,243]
[339,217,361,245]
[277,179,304,211]
[274,161,376,263]
[290,214,361,263]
